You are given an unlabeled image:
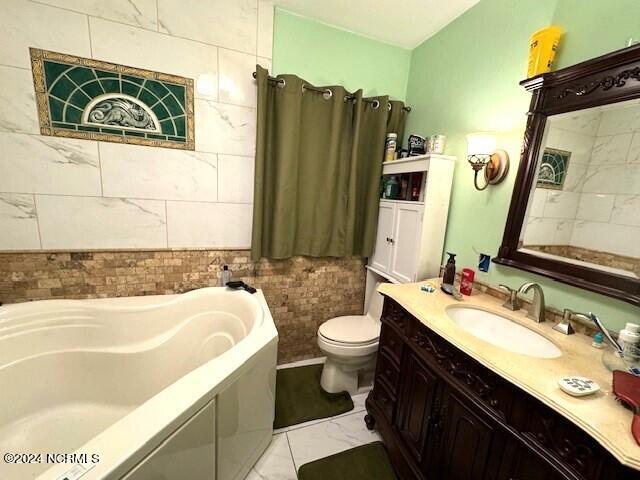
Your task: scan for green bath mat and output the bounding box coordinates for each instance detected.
[273,364,353,429]
[298,442,397,480]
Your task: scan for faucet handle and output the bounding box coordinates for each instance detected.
[553,308,577,335]
[499,284,520,311]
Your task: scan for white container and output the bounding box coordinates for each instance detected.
[619,322,640,360]
[427,135,447,154]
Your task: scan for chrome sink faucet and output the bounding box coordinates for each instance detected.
[517,282,545,323]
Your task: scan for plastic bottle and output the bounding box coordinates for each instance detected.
[385,175,400,199]
[591,332,604,349]
[221,265,232,287]
[619,323,640,360]
[442,252,457,285]
[385,133,397,162]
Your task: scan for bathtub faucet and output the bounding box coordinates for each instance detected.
[226,280,257,294]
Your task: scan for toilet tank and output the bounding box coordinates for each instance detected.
[364,279,385,321]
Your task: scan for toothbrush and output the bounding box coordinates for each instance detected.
[590,312,622,352]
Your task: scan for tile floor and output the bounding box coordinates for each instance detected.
[245,359,382,479]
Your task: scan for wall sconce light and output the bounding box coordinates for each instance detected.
[465,133,510,191]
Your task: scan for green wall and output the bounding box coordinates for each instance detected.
[272,8,411,101]
[553,0,640,68]
[404,0,639,330]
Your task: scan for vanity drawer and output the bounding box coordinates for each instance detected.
[381,298,411,334]
[379,322,404,365]
[376,350,401,394]
[371,379,396,424]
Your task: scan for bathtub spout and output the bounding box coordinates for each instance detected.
[226,281,257,294]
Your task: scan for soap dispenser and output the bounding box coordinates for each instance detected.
[443,252,457,285]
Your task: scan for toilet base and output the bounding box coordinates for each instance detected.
[320,355,376,395]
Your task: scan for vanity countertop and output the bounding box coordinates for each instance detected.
[378,280,640,471]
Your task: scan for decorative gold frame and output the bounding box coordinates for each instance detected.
[30,48,195,150]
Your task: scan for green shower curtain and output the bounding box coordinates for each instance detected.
[251,65,408,260]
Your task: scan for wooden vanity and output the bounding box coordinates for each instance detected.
[365,290,640,480]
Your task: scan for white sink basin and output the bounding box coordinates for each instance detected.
[446,306,561,359]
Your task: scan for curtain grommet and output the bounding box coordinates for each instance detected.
[277,78,286,89]
[372,100,380,109]
[387,102,392,111]
[323,89,333,100]
[301,83,306,94]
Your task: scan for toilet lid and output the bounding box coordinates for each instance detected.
[318,315,381,345]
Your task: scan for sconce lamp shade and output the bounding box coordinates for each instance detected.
[466,133,497,156]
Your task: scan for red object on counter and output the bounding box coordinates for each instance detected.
[460,268,475,296]
[612,370,640,446]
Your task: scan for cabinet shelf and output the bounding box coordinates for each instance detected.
[379,199,424,205]
[382,153,456,175]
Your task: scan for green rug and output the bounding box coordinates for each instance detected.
[273,364,353,429]
[298,442,397,480]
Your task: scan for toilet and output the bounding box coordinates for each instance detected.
[317,282,385,394]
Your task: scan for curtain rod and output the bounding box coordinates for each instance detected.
[252,72,411,112]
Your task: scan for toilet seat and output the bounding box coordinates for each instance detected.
[318,315,380,345]
[317,332,378,348]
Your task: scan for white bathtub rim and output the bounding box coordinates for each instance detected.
[0,287,263,321]
[0,287,263,370]
[0,310,255,372]
[32,289,277,480]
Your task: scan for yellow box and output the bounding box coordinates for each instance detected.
[528,25,563,77]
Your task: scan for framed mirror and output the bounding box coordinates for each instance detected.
[495,44,640,306]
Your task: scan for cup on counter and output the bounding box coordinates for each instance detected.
[460,268,475,296]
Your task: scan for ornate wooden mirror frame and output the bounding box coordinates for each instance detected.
[494,44,640,306]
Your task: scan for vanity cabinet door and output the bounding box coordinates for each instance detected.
[395,351,440,465]
[370,201,395,273]
[389,203,423,283]
[431,385,498,480]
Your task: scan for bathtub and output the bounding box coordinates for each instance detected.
[0,287,278,480]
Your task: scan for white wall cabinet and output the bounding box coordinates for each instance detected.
[368,154,455,284]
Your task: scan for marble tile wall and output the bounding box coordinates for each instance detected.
[524,104,640,259]
[571,104,640,258]
[0,0,275,251]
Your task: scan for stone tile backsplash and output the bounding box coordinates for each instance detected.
[0,250,366,364]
